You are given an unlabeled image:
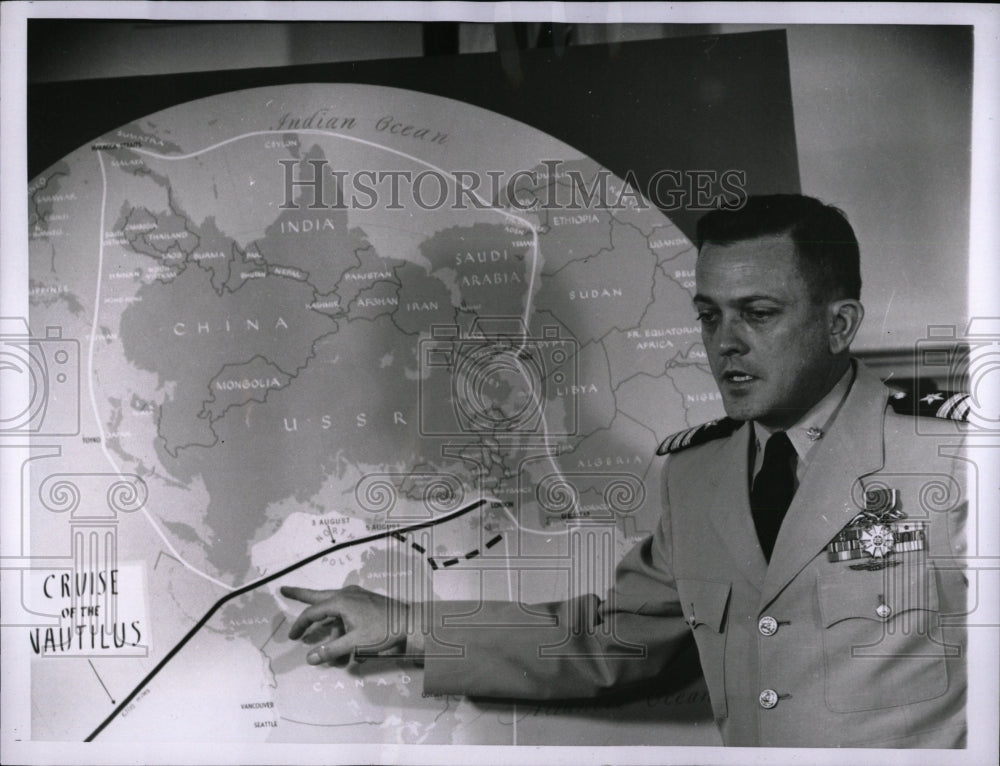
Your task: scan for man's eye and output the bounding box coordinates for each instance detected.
[745,309,776,322]
[695,310,718,323]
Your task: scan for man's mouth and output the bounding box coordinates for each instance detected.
[722,371,756,384]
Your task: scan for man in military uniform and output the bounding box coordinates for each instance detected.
[281,195,967,748]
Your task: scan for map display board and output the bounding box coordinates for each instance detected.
[12,83,725,745]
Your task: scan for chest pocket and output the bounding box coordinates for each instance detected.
[817,559,959,713]
[676,578,731,719]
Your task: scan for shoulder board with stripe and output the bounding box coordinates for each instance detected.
[656,417,742,456]
[887,390,970,421]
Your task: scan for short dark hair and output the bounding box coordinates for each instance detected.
[695,194,861,301]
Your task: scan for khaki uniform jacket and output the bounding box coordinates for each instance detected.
[421,362,968,747]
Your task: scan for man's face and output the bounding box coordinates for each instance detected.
[694,234,842,430]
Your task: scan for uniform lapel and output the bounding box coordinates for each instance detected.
[706,422,769,589]
[760,363,889,608]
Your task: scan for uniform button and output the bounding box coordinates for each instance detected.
[875,603,892,619]
[758,689,779,709]
[758,615,778,636]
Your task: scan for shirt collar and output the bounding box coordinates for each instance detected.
[753,363,856,475]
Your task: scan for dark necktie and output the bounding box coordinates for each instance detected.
[751,431,797,562]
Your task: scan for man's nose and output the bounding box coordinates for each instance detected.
[716,317,749,356]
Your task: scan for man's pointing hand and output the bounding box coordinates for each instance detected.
[281,584,411,665]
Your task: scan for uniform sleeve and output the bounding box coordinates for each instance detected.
[422,469,693,699]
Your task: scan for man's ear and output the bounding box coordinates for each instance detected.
[827,299,864,354]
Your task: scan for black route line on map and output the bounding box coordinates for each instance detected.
[389,530,504,571]
[84,498,488,742]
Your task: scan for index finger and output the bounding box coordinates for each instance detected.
[280,585,330,605]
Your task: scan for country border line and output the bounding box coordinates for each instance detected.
[83,498,488,742]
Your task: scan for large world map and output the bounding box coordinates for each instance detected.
[22,84,722,745]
